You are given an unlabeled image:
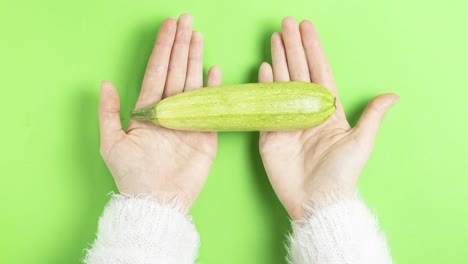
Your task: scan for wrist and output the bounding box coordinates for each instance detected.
[288,190,358,221]
[117,192,191,214]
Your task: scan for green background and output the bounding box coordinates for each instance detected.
[1,0,467,263]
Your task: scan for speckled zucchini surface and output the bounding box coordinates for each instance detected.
[131,82,336,131]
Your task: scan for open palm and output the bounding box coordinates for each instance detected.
[258,18,398,220]
[98,14,221,211]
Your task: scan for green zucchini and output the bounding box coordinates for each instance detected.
[131,82,336,131]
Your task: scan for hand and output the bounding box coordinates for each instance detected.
[98,14,222,212]
[258,17,399,220]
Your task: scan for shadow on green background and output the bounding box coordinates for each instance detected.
[58,87,113,263]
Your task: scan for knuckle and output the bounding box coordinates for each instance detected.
[155,38,173,48]
[177,30,191,41]
[146,64,166,79]
[368,101,383,115]
[168,63,178,72]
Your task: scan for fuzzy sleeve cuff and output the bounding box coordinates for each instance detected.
[84,195,199,264]
[287,196,392,264]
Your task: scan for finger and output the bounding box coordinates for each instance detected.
[99,81,124,151]
[184,31,203,91]
[206,66,222,87]
[299,20,347,119]
[281,17,310,82]
[299,20,336,92]
[354,94,399,144]
[271,32,290,82]
[164,14,193,97]
[258,62,273,83]
[137,18,177,109]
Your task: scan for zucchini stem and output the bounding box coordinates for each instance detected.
[131,106,157,122]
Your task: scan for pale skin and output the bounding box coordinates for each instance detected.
[258,17,399,220]
[98,14,398,219]
[98,14,222,211]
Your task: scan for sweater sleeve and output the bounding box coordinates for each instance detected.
[84,195,199,264]
[287,196,392,264]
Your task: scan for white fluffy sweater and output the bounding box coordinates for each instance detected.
[84,195,392,264]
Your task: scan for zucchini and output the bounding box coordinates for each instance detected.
[131,82,336,131]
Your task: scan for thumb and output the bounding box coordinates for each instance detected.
[354,93,399,144]
[99,81,123,150]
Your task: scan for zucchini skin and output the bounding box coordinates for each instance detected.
[131,82,336,131]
